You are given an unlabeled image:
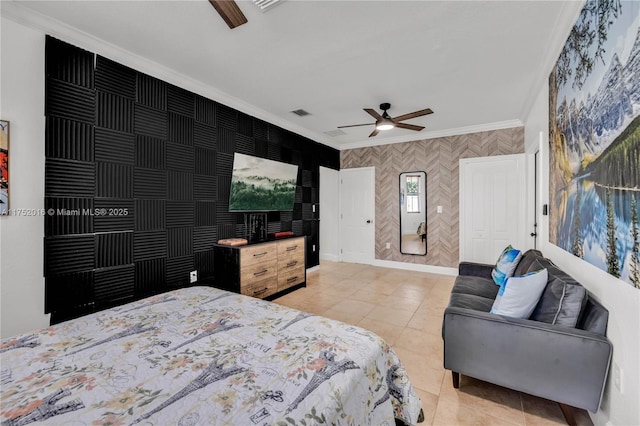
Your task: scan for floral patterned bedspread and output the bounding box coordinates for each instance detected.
[1,286,422,425]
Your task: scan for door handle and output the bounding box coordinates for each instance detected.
[530,232,537,237]
[366,220,371,223]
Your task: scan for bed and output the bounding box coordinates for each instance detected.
[1,286,423,425]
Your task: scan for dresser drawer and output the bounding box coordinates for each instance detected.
[278,255,303,272]
[240,261,277,287]
[277,237,305,259]
[240,243,277,267]
[241,277,278,299]
[278,265,305,291]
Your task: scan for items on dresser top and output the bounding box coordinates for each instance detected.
[217,238,249,246]
[269,231,294,239]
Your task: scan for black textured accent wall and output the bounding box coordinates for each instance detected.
[44,36,339,322]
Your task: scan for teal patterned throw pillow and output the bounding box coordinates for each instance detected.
[491,245,522,286]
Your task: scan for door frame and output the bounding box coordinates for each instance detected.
[532,150,540,249]
[319,166,340,262]
[339,167,375,264]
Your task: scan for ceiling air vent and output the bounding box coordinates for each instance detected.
[291,109,311,117]
[324,130,347,137]
[253,0,285,13]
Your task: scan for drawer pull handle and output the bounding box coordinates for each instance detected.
[254,269,268,277]
[286,261,298,268]
[253,252,268,257]
[253,288,269,295]
[286,276,298,283]
[286,245,297,251]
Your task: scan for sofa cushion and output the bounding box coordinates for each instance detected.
[491,268,548,318]
[491,245,522,286]
[447,293,495,312]
[451,275,499,299]
[530,259,588,327]
[459,262,494,278]
[578,297,608,335]
[513,249,544,276]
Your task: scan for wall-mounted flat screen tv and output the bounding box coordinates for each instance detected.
[228,153,299,212]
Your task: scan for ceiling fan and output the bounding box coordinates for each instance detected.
[209,0,284,29]
[338,103,434,137]
[209,0,248,29]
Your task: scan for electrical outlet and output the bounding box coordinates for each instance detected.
[437,206,443,213]
[386,242,391,249]
[190,270,198,284]
[613,362,623,393]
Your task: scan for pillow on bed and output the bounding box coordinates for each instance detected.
[491,245,522,286]
[491,268,548,319]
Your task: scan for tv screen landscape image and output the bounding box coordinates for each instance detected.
[229,153,299,212]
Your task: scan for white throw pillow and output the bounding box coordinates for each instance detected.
[491,268,548,319]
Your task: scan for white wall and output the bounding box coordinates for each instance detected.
[0,17,49,337]
[524,74,640,426]
[319,166,339,262]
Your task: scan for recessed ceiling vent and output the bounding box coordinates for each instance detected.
[252,0,285,12]
[324,130,347,137]
[291,109,311,117]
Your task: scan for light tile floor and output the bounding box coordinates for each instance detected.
[273,261,594,426]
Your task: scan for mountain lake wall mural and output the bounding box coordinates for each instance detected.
[549,0,640,288]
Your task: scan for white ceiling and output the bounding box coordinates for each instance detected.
[4,0,582,150]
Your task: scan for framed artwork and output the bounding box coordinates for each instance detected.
[0,120,8,215]
[549,0,640,288]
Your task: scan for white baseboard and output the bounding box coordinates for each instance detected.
[306,265,320,273]
[319,253,341,262]
[316,255,458,276]
[371,259,458,276]
[316,257,458,276]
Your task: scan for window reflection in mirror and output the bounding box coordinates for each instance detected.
[400,171,427,255]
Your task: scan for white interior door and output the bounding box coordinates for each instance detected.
[319,166,340,262]
[339,167,375,264]
[460,154,529,264]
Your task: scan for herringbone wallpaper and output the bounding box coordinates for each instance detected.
[340,127,525,267]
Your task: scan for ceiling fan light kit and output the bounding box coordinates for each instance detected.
[376,119,395,131]
[338,103,433,137]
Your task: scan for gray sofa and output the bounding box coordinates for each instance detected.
[443,249,612,421]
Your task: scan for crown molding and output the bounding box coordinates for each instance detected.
[337,119,523,151]
[1,1,341,150]
[519,0,585,123]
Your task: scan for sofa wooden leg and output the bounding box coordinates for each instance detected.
[452,371,460,388]
[558,403,577,426]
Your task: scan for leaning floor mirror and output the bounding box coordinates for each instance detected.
[399,171,427,255]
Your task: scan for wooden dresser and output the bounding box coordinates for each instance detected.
[213,236,306,299]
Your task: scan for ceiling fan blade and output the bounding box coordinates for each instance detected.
[364,108,383,120]
[369,128,380,137]
[393,108,434,122]
[395,122,425,132]
[337,123,375,129]
[209,0,248,29]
